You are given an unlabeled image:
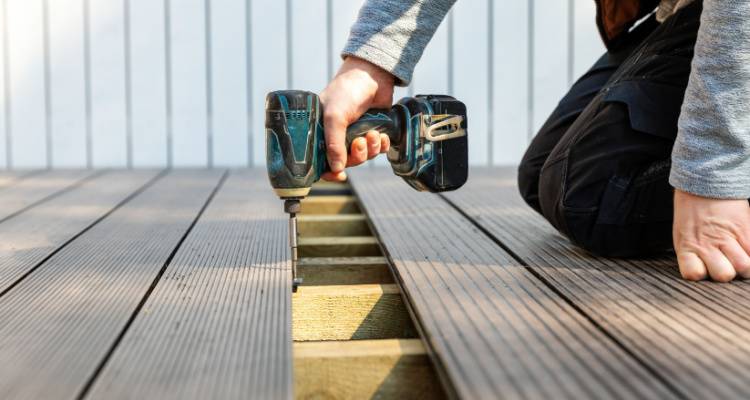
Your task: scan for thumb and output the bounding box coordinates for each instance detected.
[324,110,348,173]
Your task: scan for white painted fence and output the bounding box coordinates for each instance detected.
[0,0,604,169]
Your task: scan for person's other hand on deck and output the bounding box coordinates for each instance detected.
[319,57,394,182]
[674,192,750,282]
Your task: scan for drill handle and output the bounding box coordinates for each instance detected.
[344,108,399,149]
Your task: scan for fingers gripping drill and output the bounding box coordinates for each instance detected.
[265,90,469,292]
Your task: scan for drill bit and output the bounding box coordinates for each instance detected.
[284,199,302,292]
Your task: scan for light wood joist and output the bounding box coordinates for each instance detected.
[300,195,359,215]
[294,339,445,400]
[297,256,394,285]
[299,236,381,258]
[293,284,416,341]
[297,214,371,237]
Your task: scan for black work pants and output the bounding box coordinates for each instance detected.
[517,2,701,257]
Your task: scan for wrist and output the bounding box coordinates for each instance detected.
[340,56,395,88]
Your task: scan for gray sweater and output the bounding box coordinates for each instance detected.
[342,0,750,199]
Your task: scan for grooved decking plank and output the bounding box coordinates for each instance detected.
[0,170,161,294]
[0,170,224,400]
[0,170,41,189]
[87,170,291,400]
[0,169,97,222]
[349,169,674,400]
[444,167,750,399]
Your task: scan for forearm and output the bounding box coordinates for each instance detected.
[342,0,456,86]
[670,0,750,199]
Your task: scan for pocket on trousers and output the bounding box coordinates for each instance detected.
[603,80,686,140]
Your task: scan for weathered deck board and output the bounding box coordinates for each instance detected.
[444,167,750,399]
[0,170,161,294]
[0,169,97,222]
[87,170,292,400]
[349,169,674,400]
[0,170,41,189]
[0,170,223,400]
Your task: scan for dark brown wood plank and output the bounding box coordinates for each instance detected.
[0,169,97,222]
[444,167,750,399]
[0,170,224,400]
[350,169,674,400]
[0,170,161,294]
[86,170,292,400]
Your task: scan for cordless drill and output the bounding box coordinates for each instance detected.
[265,90,469,291]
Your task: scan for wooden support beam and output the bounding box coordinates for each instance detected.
[293,284,416,341]
[300,195,359,215]
[298,256,394,285]
[299,236,381,257]
[294,339,446,400]
[298,214,371,237]
[311,180,350,190]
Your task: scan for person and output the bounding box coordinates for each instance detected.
[319,0,750,282]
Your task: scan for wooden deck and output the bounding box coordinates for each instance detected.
[0,168,748,399]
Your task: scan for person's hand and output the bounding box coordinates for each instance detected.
[673,189,750,282]
[319,56,395,181]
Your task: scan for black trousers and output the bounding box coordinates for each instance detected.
[518,2,701,257]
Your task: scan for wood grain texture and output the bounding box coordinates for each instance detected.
[293,284,416,341]
[299,236,381,258]
[88,170,292,400]
[0,170,160,293]
[0,170,223,400]
[294,339,445,400]
[298,214,370,237]
[298,256,394,285]
[444,167,750,400]
[349,168,675,400]
[300,195,359,215]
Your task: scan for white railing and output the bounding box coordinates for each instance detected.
[0,0,603,169]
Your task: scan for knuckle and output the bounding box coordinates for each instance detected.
[713,270,736,282]
[682,269,707,281]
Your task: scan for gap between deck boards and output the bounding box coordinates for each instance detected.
[293,181,447,399]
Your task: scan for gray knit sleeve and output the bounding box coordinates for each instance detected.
[341,0,456,86]
[670,0,750,199]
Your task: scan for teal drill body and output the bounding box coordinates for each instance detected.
[265,90,469,291]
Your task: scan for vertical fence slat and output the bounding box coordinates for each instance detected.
[453,0,489,166]
[492,0,529,165]
[573,0,604,79]
[329,0,363,77]
[250,1,287,165]
[48,0,87,167]
[411,9,450,96]
[128,0,167,167]
[532,0,570,135]
[169,0,208,167]
[210,0,248,166]
[6,0,47,168]
[0,0,9,169]
[89,0,127,167]
[290,0,327,93]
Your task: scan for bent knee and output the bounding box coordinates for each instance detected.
[517,161,541,210]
